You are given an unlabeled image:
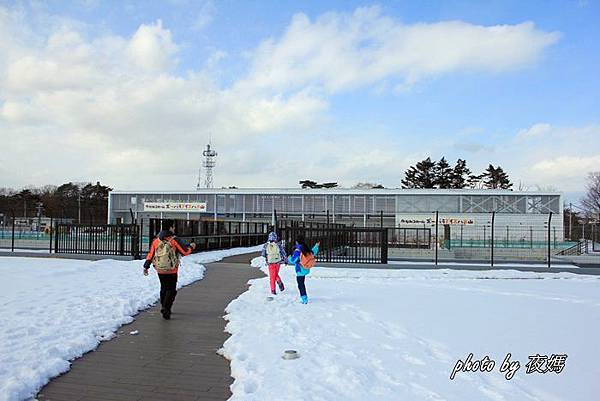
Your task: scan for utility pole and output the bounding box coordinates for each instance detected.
[36,202,44,233]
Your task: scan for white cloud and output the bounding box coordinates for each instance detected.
[239,6,560,93]
[0,7,330,189]
[504,124,600,191]
[192,1,216,32]
[532,155,600,177]
[0,4,573,193]
[127,20,179,73]
[517,123,552,140]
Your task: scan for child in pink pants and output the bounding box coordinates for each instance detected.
[261,232,287,295]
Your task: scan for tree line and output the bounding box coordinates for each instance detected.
[300,157,513,190]
[0,182,112,224]
[401,157,512,189]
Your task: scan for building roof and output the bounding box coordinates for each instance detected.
[110,188,562,196]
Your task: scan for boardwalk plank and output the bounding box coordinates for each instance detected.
[37,253,262,401]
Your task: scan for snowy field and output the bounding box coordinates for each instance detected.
[223,257,600,401]
[0,246,260,401]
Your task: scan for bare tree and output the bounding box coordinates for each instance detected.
[353,182,385,189]
[533,184,559,192]
[517,181,530,191]
[581,171,600,220]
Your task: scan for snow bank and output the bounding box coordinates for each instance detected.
[0,246,260,401]
[223,257,600,401]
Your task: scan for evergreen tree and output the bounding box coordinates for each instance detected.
[433,157,453,188]
[467,173,484,189]
[402,157,440,188]
[299,180,318,189]
[482,165,512,189]
[450,159,471,189]
[415,157,437,188]
[401,166,419,188]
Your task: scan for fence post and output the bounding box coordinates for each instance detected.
[134,225,141,260]
[54,222,59,253]
[483,225,486,248]
[119,224,125,256]
[530,226,533,248]
[547,212,553,268]
[490,211,495,268]
[11,212,15,252]
[381,228,388,264]
[139,218,144,254]
[434,211,439,266]
[49,216,53,254]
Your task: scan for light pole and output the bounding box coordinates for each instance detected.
[78,194,81,224]
[569,203,588,241]
[569,202,572,241]
[36,202,44,236]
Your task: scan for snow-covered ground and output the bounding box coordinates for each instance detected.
[388,260,580,268]
[223,257,600,401]
[0,246,260,401]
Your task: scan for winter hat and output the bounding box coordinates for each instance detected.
[268,232,278,242]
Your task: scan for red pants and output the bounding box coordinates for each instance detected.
[268,263,283,292]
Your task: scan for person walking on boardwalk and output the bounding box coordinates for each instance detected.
[287,236,319,304]
[144,220,196,320]
[261,231,287,295]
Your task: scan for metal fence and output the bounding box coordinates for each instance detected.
[144,218,272,255]
[388,228,431,249]
[0,215,56,253]
[278,226,388,264]
[54,223,140,257]
[385,211,588,267]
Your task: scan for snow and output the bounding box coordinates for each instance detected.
[0,249,51,254]
[388,260,579,268]
[0,246,260,401]
[222,257,600,401]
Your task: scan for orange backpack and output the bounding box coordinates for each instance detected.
[300,252,316,269]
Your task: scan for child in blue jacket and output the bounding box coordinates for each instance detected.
[287,236,320,304]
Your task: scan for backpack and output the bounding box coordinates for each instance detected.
[266,242,282,264]
[300,252,316,269]
[153,239,180,272]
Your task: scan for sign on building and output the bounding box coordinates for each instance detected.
[398,216,475,225]
[143,202,207,212]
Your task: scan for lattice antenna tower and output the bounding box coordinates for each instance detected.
[197,141,218,189]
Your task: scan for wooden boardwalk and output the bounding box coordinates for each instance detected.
[37,253,263,401]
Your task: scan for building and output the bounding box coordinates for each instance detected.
[108,189,564,242]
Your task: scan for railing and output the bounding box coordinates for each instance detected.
[388,228,431,249]
[557,240,588,256]
[276,219,346,230]
[143,218,271,254]
[175,233,267,252]
[54,223,140,258]
[278,226,388,264]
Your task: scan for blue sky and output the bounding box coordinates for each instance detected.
[1,0,599,201]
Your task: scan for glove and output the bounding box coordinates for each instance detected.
[143,259,151,269]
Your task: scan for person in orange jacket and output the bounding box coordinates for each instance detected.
[144,220,196,319]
